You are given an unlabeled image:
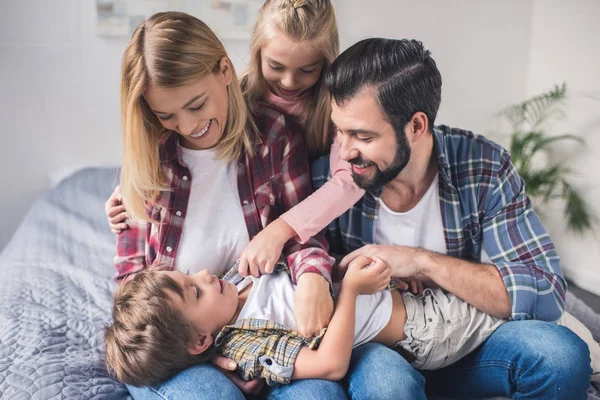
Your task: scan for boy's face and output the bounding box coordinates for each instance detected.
[162,269,239,337]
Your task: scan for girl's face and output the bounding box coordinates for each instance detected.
[144,58,233,150]
[261,30,324,101]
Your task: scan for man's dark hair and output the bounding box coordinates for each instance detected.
[325,38,442,133]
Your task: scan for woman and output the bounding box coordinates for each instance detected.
[113,11,419,400]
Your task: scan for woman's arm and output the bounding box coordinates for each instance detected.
[292,256,391,380]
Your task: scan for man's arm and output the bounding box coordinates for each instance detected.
[478,151,566,321]
[417,251,511,318]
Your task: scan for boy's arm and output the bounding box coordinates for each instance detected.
[292,256,391,381]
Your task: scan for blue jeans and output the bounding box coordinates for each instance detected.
[127,343,418,399]
[127,320,591,399]
[422,320,592,399]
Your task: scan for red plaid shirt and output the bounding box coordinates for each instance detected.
[114,105,335,285]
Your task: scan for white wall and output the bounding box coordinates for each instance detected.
[525,0,600,295]
[0,1,597,294]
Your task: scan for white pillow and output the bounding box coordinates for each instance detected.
[558,311,600,381]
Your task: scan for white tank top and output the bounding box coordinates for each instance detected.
[175,146,249,276]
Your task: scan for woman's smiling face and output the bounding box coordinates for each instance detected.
[144,58,232,150]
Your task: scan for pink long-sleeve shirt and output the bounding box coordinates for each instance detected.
[266,91,365,243]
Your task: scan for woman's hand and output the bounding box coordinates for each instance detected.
[212,354,264,395]
[342,255,391,295]
[105,185,129,234]
[238,218,297,277]
[294,273,334,337]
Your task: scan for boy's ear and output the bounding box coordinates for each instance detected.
[188,332,214,356]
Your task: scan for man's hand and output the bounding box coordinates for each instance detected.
[340,245,425,279]
[396,276,425,295]
[212,354,264,395]
[342,255,391,295]
[294,273,334,337]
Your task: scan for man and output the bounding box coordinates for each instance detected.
[313,38,591,399]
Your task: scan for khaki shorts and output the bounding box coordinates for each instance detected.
[393,288,504,370]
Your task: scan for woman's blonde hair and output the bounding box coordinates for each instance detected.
[121,12,253,221]
[243,0,339,158]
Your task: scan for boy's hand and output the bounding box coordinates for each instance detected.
[342,255,391,295]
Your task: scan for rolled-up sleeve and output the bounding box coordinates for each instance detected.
[482,152,566,322]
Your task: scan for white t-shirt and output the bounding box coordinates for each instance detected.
[237,272,392,348]
[175,146,249,276]
[375,174,447,253]
[375,174,492,262]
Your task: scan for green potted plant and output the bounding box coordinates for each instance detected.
[500,83,593,234]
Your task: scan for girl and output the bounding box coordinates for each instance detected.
[107,0,365,279]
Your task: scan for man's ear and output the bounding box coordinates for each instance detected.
[188,332,214,356]
[406,112,429,142]
[218,56,233,86]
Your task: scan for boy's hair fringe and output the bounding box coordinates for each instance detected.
[104,268,215,387]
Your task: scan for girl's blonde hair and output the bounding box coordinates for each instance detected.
[121,12,253,221]
[243,0,339,158]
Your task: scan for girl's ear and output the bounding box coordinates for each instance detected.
[188,332,214,355]
[218,57,233,86]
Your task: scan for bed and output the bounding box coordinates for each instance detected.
[0,167,598,399]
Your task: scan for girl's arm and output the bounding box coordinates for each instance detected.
[282,137,365,243]
[291,256,391,381]
[239,137,364,276]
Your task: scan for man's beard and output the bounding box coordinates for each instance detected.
[349,132,411,191]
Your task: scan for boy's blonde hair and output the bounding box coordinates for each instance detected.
[121,12,254,221]
[104,269,214,387]
[243,0,339,158]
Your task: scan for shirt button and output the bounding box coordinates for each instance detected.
[242,200,249,205]
[264,358,273,366]
[166,246,173,253]
[367,214,375,220]
[182,176,188,181]
[428,318,433,322]
[175,211,182,217]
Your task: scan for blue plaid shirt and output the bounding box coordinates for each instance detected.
[312,125,566,322]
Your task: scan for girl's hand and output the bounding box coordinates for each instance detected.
[238,218,296,277]
[212,354,264,394]
[105,185,128,234]
[342,255,391,295]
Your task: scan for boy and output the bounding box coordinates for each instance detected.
[105,256,504,387]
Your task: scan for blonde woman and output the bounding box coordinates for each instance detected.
[113,11,344,399]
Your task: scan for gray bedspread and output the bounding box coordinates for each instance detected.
[0,167,598,399]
